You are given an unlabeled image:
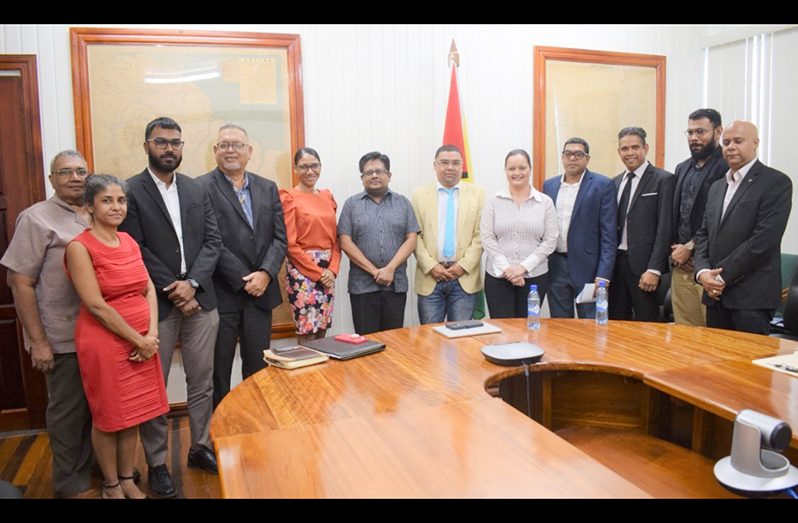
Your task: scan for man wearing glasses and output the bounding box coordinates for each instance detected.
[543,138,617,318]
[338,151,420,334]
[120,117,222,497]
[670,109,727,326]
[412,145,485,324]
[197,124,286,407]
[1,151,97,498]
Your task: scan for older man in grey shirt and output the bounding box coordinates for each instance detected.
[338,151,420,335]
[1,150,96,498]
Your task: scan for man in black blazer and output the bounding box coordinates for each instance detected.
[694,120,792,335]
[609,127,675,322]
[670,109,728,327]
[197,124,287,408]
[120,117,222,497]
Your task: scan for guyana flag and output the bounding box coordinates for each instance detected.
[442,50,485,319]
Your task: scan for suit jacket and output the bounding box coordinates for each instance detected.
[671,146,728,244]
[693,160,792,310]
[120,169,222,320]
[543,169,618,287]
[196,168,287,313]
[412,182,485,296]
[613,163,675,277]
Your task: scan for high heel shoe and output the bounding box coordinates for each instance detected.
[101,481,122,499]
[119,475,148,499]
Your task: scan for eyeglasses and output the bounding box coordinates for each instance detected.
[297,162,321,172]
[436,159,462,168]
[362,168,389,177]
[562,150,588,159]
[684,128,713,138]
[147,138,185,150]
[217,142,248,151]
[54,167,90,178]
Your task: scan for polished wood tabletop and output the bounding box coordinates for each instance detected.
[210,319,798,498]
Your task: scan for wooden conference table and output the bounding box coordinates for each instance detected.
[210,319,798,498]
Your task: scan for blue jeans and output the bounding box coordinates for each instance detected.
[547,253,596,319]
[417,279,477,324]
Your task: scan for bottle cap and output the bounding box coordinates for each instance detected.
[530,284,537,291]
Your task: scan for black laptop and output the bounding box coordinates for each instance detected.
[300,337,386,360]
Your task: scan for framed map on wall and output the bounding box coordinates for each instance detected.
[70,27,305,336]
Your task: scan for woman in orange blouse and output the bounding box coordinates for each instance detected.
[280,148,341,345]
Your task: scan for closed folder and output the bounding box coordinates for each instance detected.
[263,346,329,369]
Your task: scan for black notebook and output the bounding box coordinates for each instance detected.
[300,337,386,360]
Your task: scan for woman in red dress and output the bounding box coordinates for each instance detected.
[66,175,168,499]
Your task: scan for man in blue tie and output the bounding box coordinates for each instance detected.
[412,145,485,324]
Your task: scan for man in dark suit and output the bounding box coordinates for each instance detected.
[120,117,222,497]
[609,127,675,322]
[197,124,287,408]
[694,120,792,335]
[543,137,617,318]
[670,109,728,327]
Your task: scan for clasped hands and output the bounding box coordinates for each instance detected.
[242,270,271,297]
[164,280,201,316]
[431,262,466,283]
[129,333,159,363]
[698,267,725,300]
[670,243,694,272]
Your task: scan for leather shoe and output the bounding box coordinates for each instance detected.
[187,446,218,474]
[147,464,177,498]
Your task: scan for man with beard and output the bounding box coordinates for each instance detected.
[120,117,222,497]
[670,109,728,326]
[338,151,420,334]
[197,124,286,407]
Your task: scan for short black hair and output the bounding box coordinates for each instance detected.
[688,108,722,128]
[618,127,647,145]
[293,147,320,166]
[145,117,181,141]
[358,151,390,173]
[563,137,590,155]
[85,174,128,206]
[435,144,463,159]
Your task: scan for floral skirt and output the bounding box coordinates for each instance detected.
[285,249,335,335]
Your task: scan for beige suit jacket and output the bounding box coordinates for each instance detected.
[412,182,485,296]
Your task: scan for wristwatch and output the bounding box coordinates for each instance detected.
[187,278,200,290]
[685,240,695,251]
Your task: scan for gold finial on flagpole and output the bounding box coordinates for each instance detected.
[448,39,459,68]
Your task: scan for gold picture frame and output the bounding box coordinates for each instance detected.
[70,27,306,337]
[533,46,666,188]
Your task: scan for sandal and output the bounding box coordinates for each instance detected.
[101,481,122,499]
[119,474,148,499]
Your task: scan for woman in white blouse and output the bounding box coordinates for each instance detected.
[480,149,559,318]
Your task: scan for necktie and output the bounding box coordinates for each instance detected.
[443,187,456,258]
[617,171,636,243]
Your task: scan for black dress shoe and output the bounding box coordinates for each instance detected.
[187,446,218,474]
[147,464,177,498]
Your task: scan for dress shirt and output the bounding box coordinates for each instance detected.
[554,171,584,253]
[616,160,649,252]
[148,168,187,274]
[480,186,558,279]
[436,181,460,262]
[722,157,756,217]
[223,171,253,228]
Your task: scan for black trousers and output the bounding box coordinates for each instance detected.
[608,253,659,322]
[350,291,407,335]
[706,303,772,335]
[213,302,272,408]
[484,272,549,319]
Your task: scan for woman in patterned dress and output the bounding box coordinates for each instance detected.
[279,148,341,346]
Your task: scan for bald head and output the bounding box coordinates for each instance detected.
[721,120,759,171]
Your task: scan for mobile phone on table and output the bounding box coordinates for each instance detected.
[446,320,484,330]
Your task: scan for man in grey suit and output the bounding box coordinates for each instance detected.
[197,124,287,408]
[694,120,792,335]
[609,127,675,322]
[120,117,222,497]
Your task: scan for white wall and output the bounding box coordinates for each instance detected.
[6,23,786,398]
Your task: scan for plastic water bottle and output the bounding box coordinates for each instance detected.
[595,281,608,325]
[527,284,541,330]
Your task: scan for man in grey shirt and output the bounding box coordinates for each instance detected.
[1,150,96,498]
[338,151,420,335]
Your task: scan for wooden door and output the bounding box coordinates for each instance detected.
[0,56,47,430]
